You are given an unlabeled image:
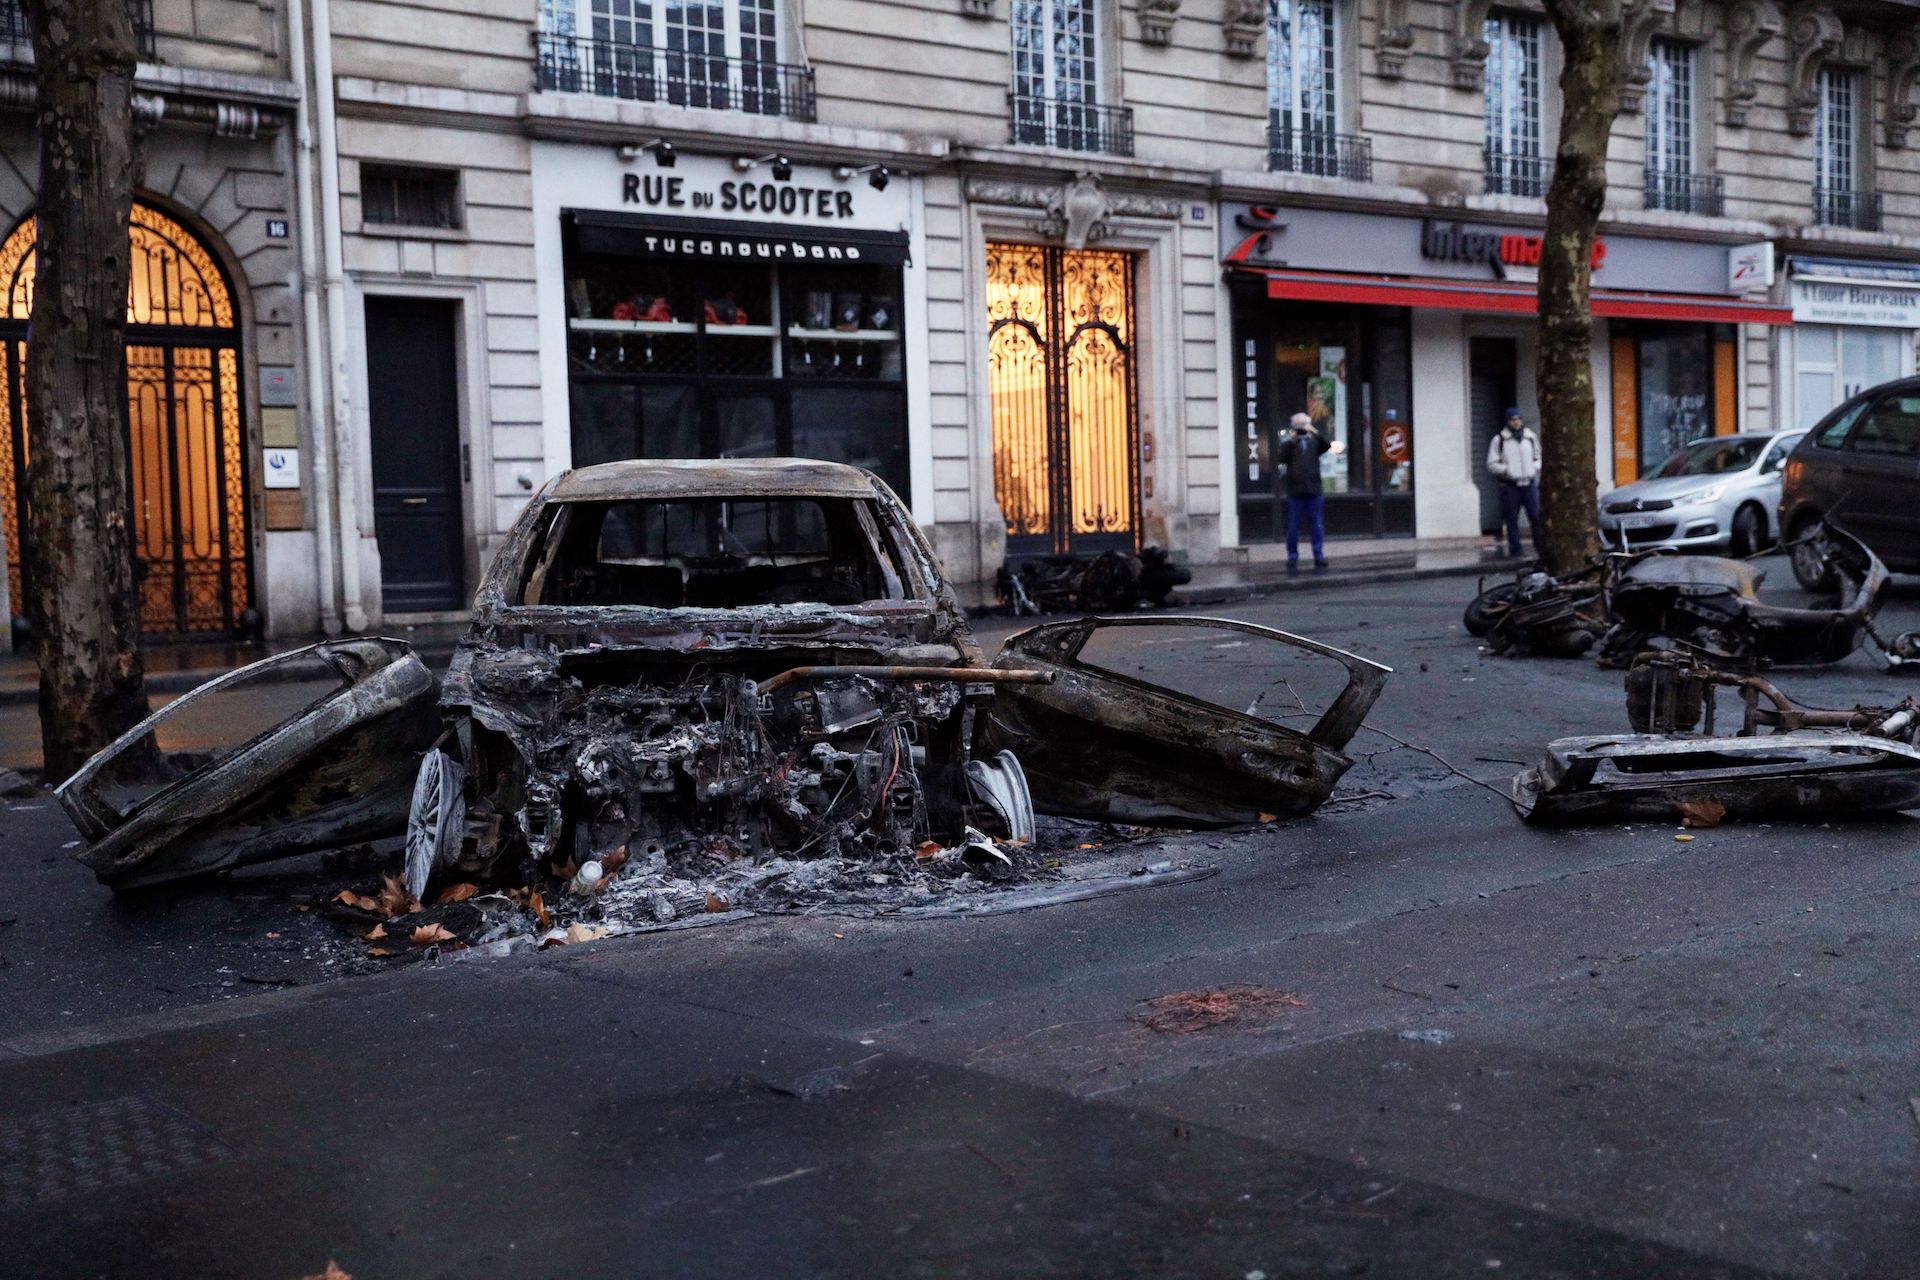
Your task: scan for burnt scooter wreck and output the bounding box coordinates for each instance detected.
[1465,525,1890,669]
[1512,650,1920,825]
[58,460,1391,894]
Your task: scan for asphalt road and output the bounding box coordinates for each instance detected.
[2,559,1918,1277]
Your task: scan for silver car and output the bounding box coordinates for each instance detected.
[1598,431,1805,557]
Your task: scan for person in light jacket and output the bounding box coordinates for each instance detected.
[1276,412,1345,571]
[1487,407,1542,558]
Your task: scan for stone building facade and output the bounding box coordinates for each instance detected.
[1,0,1919,636]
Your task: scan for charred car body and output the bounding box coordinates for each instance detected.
[58,460,1391,894]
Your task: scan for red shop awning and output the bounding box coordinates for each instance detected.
[1245,267,1793,325]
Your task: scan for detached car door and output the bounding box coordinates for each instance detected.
[58,638,439,890]
[980,617,1390,826]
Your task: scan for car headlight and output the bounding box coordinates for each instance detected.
[1673,484,1725,505]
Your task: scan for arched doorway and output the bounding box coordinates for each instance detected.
[0,202,254,637]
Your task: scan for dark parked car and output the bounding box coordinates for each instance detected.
[1779,378,1920,589]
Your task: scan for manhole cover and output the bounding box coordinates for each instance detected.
[0,1096,241,1210]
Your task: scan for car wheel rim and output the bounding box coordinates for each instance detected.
[405,748,465,901]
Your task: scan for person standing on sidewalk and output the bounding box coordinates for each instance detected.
[1486,407,1542,558]
[1276,411,1345,572]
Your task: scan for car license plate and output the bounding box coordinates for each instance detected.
[1620,514,1655,529]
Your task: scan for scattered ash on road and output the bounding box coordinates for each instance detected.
[310,815,1193,965]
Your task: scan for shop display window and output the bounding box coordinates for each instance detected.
[564,247,911,496]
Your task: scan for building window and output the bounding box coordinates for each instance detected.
[0,0,156,57]
[536,0,815,122]
[1644,39,1722,215]
[1483,11,1545,197]
[1266,0,1369,179]
[1010,0,1132,155]
[360,164,463,231]
[1813,67,1878,229]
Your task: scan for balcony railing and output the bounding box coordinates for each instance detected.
[1484,147,1549,198]
[1268,123,1372,182]
[1814,186,1882,232]
[1009,92,1134,157]
[0,0,155,56]
[535,33,816,123]
[1644,168,1724,217]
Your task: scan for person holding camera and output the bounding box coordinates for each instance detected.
[1486,407,1542,558]
[1276,411,1345,572]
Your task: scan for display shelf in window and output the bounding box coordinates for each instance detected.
[703,323,780,338]
[569,317,700,335]
[786,327,901,342]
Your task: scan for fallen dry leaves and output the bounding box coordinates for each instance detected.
[434,882,479,904]
[1677,799,1726,829]
[530,889,552,930]
[365,924,387,941]
[410,923,456,946]
[335,874,421,918]
[1134,984,1306,1035]
[705,891,731,913]
[601,846,630,876]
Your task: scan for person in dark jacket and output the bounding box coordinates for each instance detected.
[1276,411,1345,571]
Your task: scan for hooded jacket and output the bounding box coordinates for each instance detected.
[1487,426,1542,485]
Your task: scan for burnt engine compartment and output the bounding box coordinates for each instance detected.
[450,644,986,883]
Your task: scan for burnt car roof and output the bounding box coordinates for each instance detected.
[546,458,890,503]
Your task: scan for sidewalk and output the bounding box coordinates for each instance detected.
[0,541,1521,706]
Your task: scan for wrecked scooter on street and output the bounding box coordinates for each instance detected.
[1465,525,1890,669]
[57,459,1391,895]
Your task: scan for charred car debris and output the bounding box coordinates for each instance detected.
[57,460,1392,927]
[1463,524,1908,670]
[1513,650,1920,826]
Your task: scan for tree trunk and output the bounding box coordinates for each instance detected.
[1535,0,1624,575]
[23,0,148,779]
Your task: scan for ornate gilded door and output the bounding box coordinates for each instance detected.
[0,204,253,637]
[987,242,1138,557]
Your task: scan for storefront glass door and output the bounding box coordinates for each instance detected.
[1233,297,1413,542]
[1795,325,1907,430]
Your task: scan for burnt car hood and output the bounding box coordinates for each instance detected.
[56,638,440,889]
[980,616,1391,826]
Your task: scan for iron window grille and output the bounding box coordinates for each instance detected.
[535,33,816,121]
[360,163,463,230]
[1268,124,1371,181]
[1644,168,1724,217]
[1813,187,1882,231]
[0,0,155,56]
[1483,147,1548,198]
[1008,92,1134,156]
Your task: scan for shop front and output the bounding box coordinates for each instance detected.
[1781,259,1920,431]
[531,146,923,505]
[1221,203,1788,542]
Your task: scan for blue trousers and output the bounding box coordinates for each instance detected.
[1285,494,1326,563]
[1499,481,1542,556]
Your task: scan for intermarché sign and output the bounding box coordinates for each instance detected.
[1420,220,1608,274]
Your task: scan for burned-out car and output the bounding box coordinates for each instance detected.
[59,460,1391,894]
